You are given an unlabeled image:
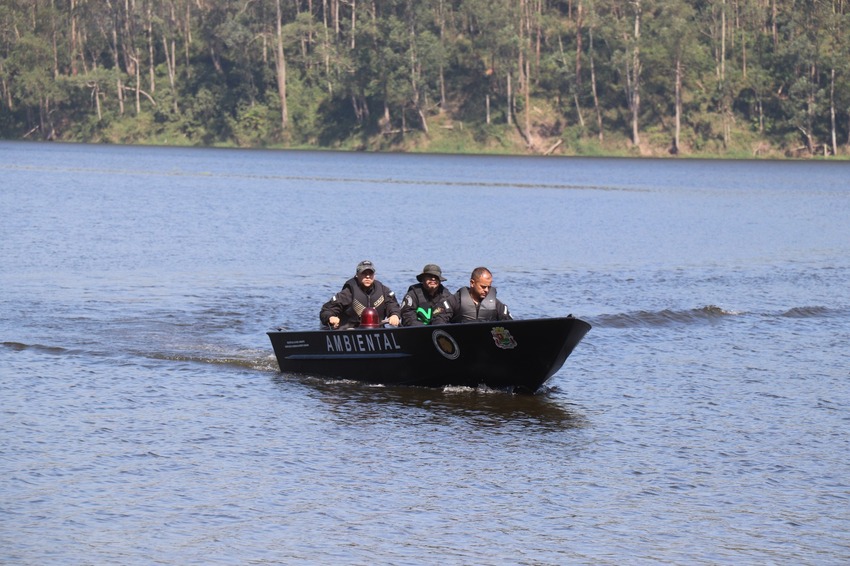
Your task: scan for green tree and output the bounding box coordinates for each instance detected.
[646,0,710,153]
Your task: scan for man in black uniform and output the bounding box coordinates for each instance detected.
[320,260,401,329]
[440,266,512,323]
[400,264,453,326]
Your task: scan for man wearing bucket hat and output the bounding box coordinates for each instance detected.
[320,260,401,329]
[400,264,453,326]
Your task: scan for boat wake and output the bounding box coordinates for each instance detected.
[589,304,847,328]
[590,305,740,328]
[2,341,73,355]
[2,340,279,373]
[779,305,841,318]
[145,351,280,372]
[2,163,641,193]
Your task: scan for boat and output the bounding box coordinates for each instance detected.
[267,316,591,393]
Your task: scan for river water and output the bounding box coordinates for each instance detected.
[2,141,849,564]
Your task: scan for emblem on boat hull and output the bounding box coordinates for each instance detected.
[432,329,460,360]
[491,327,517,349]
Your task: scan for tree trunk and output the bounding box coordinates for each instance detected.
[70,0,78,76]
[50,0,59,79]
[574,93,584,128]
[147,2,155,94]
[628,0,641,146]
[771,0,778,49]
[506,72,513,126]
[520,0,531,144]
[275,0,288,130]
[846,110,850,146]
[575,0,583,91]
[351,94,363,124]
[322,0,332,94]
[110,15,125,115]
[674,56,682,154]
[134,54,141,114]
[720,0,726,81]
[720,0,729,146]
[437,0,446,112]
[381,101,391,132]
[162,36,178,112]
[184,1,192,73]
[122,0,137,80]
[350,0,356,49]
[740,5,747,80]
[0,61,12,110]
[589,26,603,141]
[525,57,534,143]
[829,67,837,156]
[94,83,102,121]
[407,4,428,134]
[535,0,543,73]
[333,0,340,37]
[805,61,816,153]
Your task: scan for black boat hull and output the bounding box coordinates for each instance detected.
[267,317,591,393]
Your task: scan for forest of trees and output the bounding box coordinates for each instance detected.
[1,0,849,157]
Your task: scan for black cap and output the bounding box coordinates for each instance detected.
[356,260,375,274]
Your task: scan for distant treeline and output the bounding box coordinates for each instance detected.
[1,0,849,156]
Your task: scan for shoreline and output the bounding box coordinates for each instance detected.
[5,136,849,162]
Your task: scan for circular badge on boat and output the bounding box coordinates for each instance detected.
[432,329,460,360]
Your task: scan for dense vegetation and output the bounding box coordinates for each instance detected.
[2,0,849,157]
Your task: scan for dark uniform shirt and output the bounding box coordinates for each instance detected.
[400,283,453,326]
[319,277,401,328]
[440,286,512,323]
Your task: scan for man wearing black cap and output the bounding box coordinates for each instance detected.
[320,260,401,329]
[400,264,453,326]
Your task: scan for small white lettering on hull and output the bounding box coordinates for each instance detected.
[326,332,402,353]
